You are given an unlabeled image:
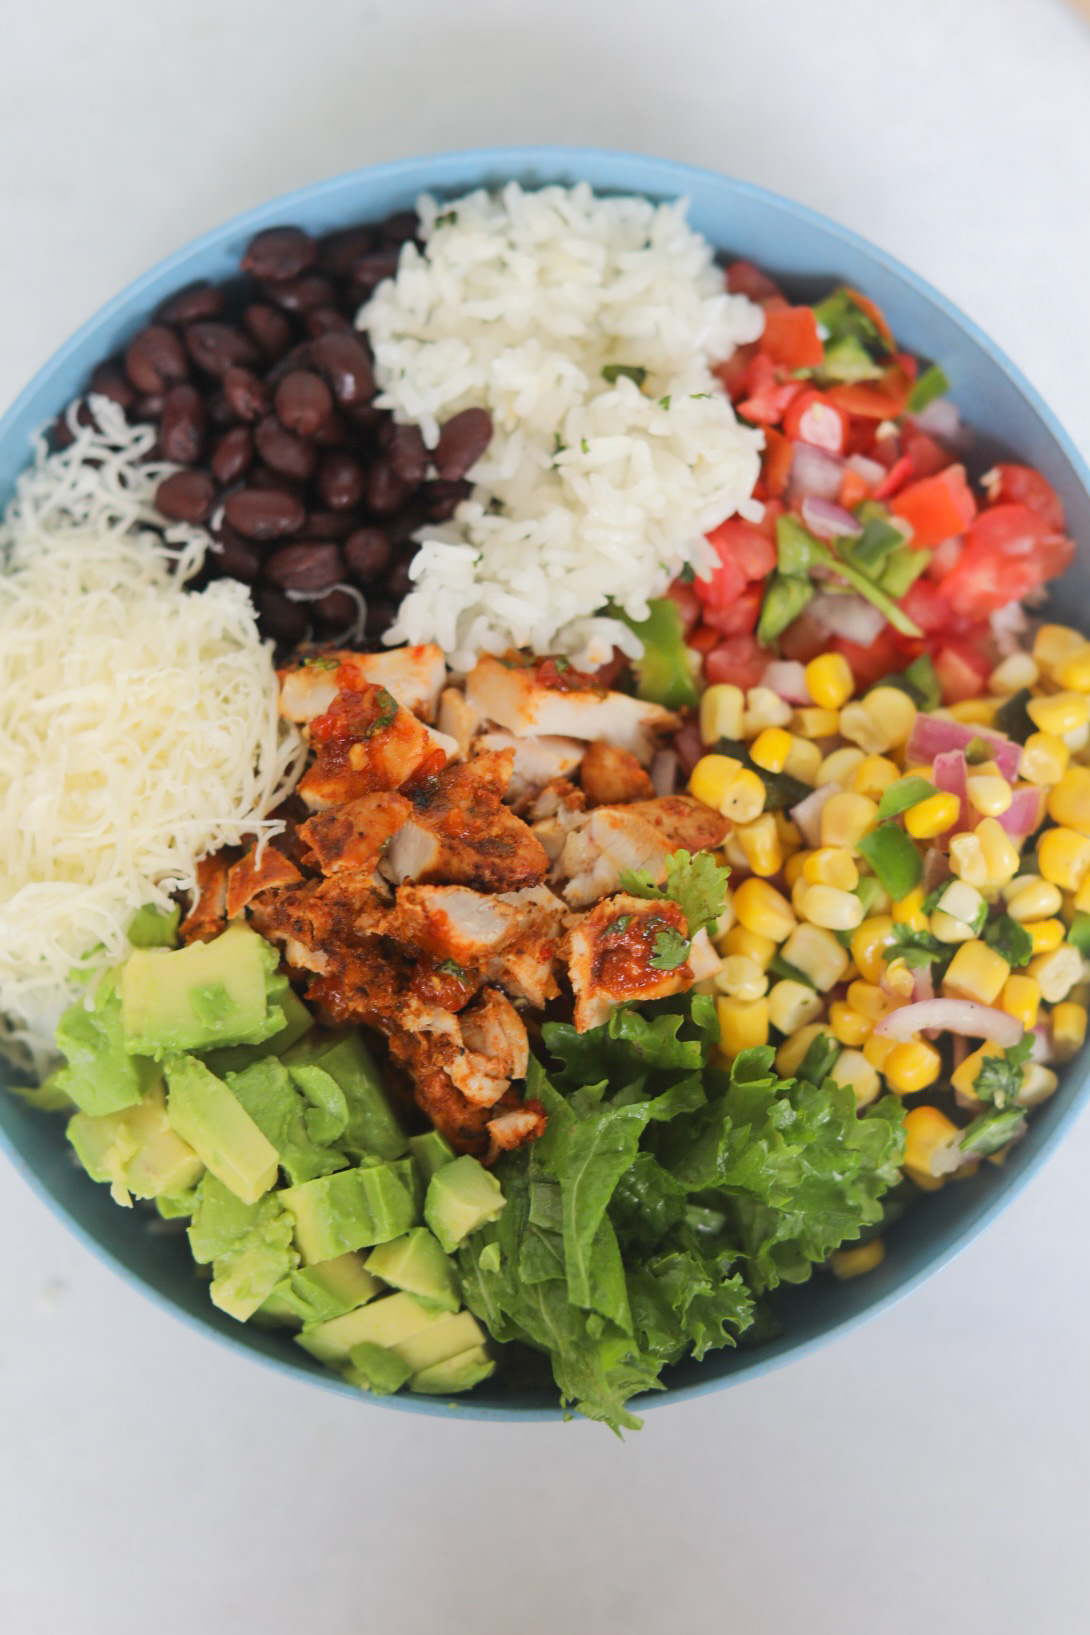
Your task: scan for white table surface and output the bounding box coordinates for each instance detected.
[3,2,1090,1630]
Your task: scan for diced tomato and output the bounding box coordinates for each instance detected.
[843,288,895,347]
[703,518,777,585]
[933,641,990,704]
[890,464,977,549]
[759,305,825,371]
[738,381,804,426]
[688,623,720,654]
[895,350,919,382]
[902,428,951,479]
[761,428,794,498]
[705,635,767,691]
[694,542,747,609]
[665,579,702,635]
[726,259,784,304]
[783,389,851,455]
[872,454,915,501]
[927,534,964,579]
[838,466,871,510]
[702,584,762,637]
[827,364,912,420]
[984,463,1066,532]
[935,503,1074,619]
[713,342,758,402]
[899,579,952,634]
[833,628,911,690]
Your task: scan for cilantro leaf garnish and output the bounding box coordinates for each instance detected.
[601,364,647,387]
[364,686,399,737]
[650,927,691,972]
[884,924,946,969]
[972,1034,1033,1109]
[982,914,1033,969]
[959,1106,1026,1158]
[620,849,730,938]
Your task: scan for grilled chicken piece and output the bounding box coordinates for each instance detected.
[279,644,446,724]
[486,1102,547,1163]
[549,796,728,907]
[437,686,481,758]
[386,884,523,966]
[225,846,303,921]
[299,682,448,810]
[381,751,549,892]
[528,780,587,862]
[450,989,529,1106]
[579,740,654,806]
[299,792,413,877]
[565,893,693,1031]
[180,853,230,943]
[465,654,679,763]
[475,731,585,802]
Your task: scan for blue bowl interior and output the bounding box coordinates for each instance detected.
[3,147,1090,1421]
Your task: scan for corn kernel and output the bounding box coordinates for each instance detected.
[689,753,742,811]
[784,851,809,888]
[732,878,796,943]
[735,812,782,878]
[716,996,769,1057]
[781,923,850,991]
[1029,944,1084,1002]
[773,810,802,851]
[977,817,1022,887]
[723,831,750,871]
[947,698,1000,727]
[1064,720,1090,754]
[720,925,776,967]
[829,1001,871,1046]
[793,706,840,739]
[743,687,792,737]
[775,1022,831,1077]
[850,916,895,983]
[903,763,935,782]
[884,1040,943,1095]
[1006,878,1064,922]
[1038,827,1090,893]
[699,682,744,746]
[863,1033,897,1072]
[821,792,879,850]
[768,978,823,1034]
[1021,732,1069,787]
[1027,691,1090,738]
[966,775,1012,818]
[989,652,1039,695]
[1027,918,1065,954]
[951,1042,1003,1102]
[1033,623,1085,673]
[903,1106,961,1185]
[802,847,859,891]
[831,1239,885,1279]
[837,701,890,755]
[935,879,986,927]
[1076,874,1090,913]
[904,791,959,839]
[884,957,915,1000]
[805,653,854,710]
[852,754,901,800]
[1052,1001,1088,1060]
[931,910,975,944]
[1054,645,1090,692]
[949,832,988,889]
[791,874,813,916]
[799,883,864,931]
[782,736,822,786]
[1018,1063,1059,1107]
[749,727,792,774]
[714,954,768,1002]
[847,980,894,1021]
[862,686,918,748]
[832,1049,882,1108]
[722,768,767,824]
[892,889,928,932]
[942,940,1010,1005]
[1000,974,1040,1030]
[818,746,866,787]
[1049,767,1090,834]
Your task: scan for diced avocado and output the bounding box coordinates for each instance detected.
[54,970,158,1116]
[126,903,180,948]
[202,979,313,1077]
[255,1287,302,1327]
[285,1028,406,1160]
[620,596,699,710]
[394,1309,486,1374]
[365,1228,459,1312]
[11,1068,76,1114]
[226,1057,346,1185]
[344,1343,413,1396]
[261,1252,383,1327]
[119,925,286,1058]
[285,1064,349,1147]
[281,1162,416,1264]
[155,1187,200,1220]
[424,1155,506,1253]
[187,1175,297,1322]
[68,1081,203,1206]
[411,1345,495,1395]
[165,1055,279,1205]
[389,1154,424,1213]
[296,1290,442,1365]
[408,1129,456,1185]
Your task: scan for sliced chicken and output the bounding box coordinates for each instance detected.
[579,740,654,806]
[437,686,481,758]
[299,682,448,810]
[279,644,446,724]
[381,751,549,893]
[486,1102,547,1164]
[299,792,413,877]
[225,846,303,921]
[549,796,727,908]
[385,884,524,966]
[465,655,679,763]
[475,730,585,802]
[180,853,230,943]
[528,780,587,862]
[451,989,529,1106]
[565,893,693,1032]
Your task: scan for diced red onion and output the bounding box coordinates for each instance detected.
[787,443,844,504]
[1030,1023,1053,1064]
[848,453,886,488]
[650,749,678,797]
[874,999,1024,1046]
[807,592,886,646]
[909,398,963,443]
[906,714,1021,781]
[800,496,864,540]
[912,964,935,1004]
[922,847,953,895]
[760,659,812,705]
[791,782,838,848]
[989,601,1028,657]
[997,784,1044,838]
[932,749,972,836]
[673,718,704,777]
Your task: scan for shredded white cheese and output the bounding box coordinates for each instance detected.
[0,400,306,1066]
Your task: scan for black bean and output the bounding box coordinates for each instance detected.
[317,225,376,276]
[275,370,333,438]
[435,407,492,480]
[211,528,261,582]
[344,398,384,432]
[49,416,75,451]
[365,596,397,637]
[262,273,337,313]
[157,281,225,324]
[255,414,318,481]
[156,469,216,524]
[185,322,260,378]
[300,509,356,541]
[242,226,317,282]
[160,384,206,464]
[254,585,309,644]
[367,458,416,514]
[345,527,392,581]
[248,464,305,496]
[385,553,417,599]
[312,588,359,631]
[384,497,432,545]
[425,478,471,520]
[380,210,419,246]
[316,451,364,510]
[265,541,345,593]
[307,332,374,407]
[137,393,166,421]
[207,390,238,428]
[243,302,296,359]
[223,366,269,423]
[312,411,350,448]
[304,307,354,338]
[210,425,254,486]
[125,325,189,394]
[350,247,400,292]
[383,421,428,484]
[89,362,137,411]
[224,486,305,540]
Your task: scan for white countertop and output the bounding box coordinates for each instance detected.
[3,2,1090,1630]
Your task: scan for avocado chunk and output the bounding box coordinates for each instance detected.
[297,1290,443,1365]
[285,1028,406,1160]
[12,1068,76,1114]
[54,970,158,1116]
[225,1057,347,1185]
[262,1253,383,1326]
[68,1081,203,1206]
[408,1129,456,1185]
[365,1228,459,1312]
[126,902,180,948]
[411,1345,495,1396]
[187,1174,297,1322]
[424,1155,506,1253]
[394,1309,487,1374]
[165,1054,279,1205]
[202,978,313,1077]
[119,925,287,1058]
[281,1162,416,1264]
[344,1343,413,1396]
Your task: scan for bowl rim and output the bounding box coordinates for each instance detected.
[3,143,1090,1423]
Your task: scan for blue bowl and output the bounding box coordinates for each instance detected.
[3,147,1090,1421]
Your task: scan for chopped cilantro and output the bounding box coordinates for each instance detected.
[678,561,696,584]
[434,210,458,228]
[689,392,711,400]
[581,437,589,454]
[884,924,945,969]
[871,655,941,713]
[302,655,340,671]
[995,688,1036,744]
[604,914,633,938]
[601,364,648,387]
[769,953,816,989]
[658,394,672,410]
[973,1034,1033,1109]
[365,686,399,736]
[436,958,468,980]
[982,914,1033,968]
[1067,912,1090,955]
[959,1106,1026,1158]
[797,1031,841,1087]
[620,849,730,939]
[650,926,691,972]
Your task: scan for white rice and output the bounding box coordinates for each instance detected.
[361,182,764,670]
